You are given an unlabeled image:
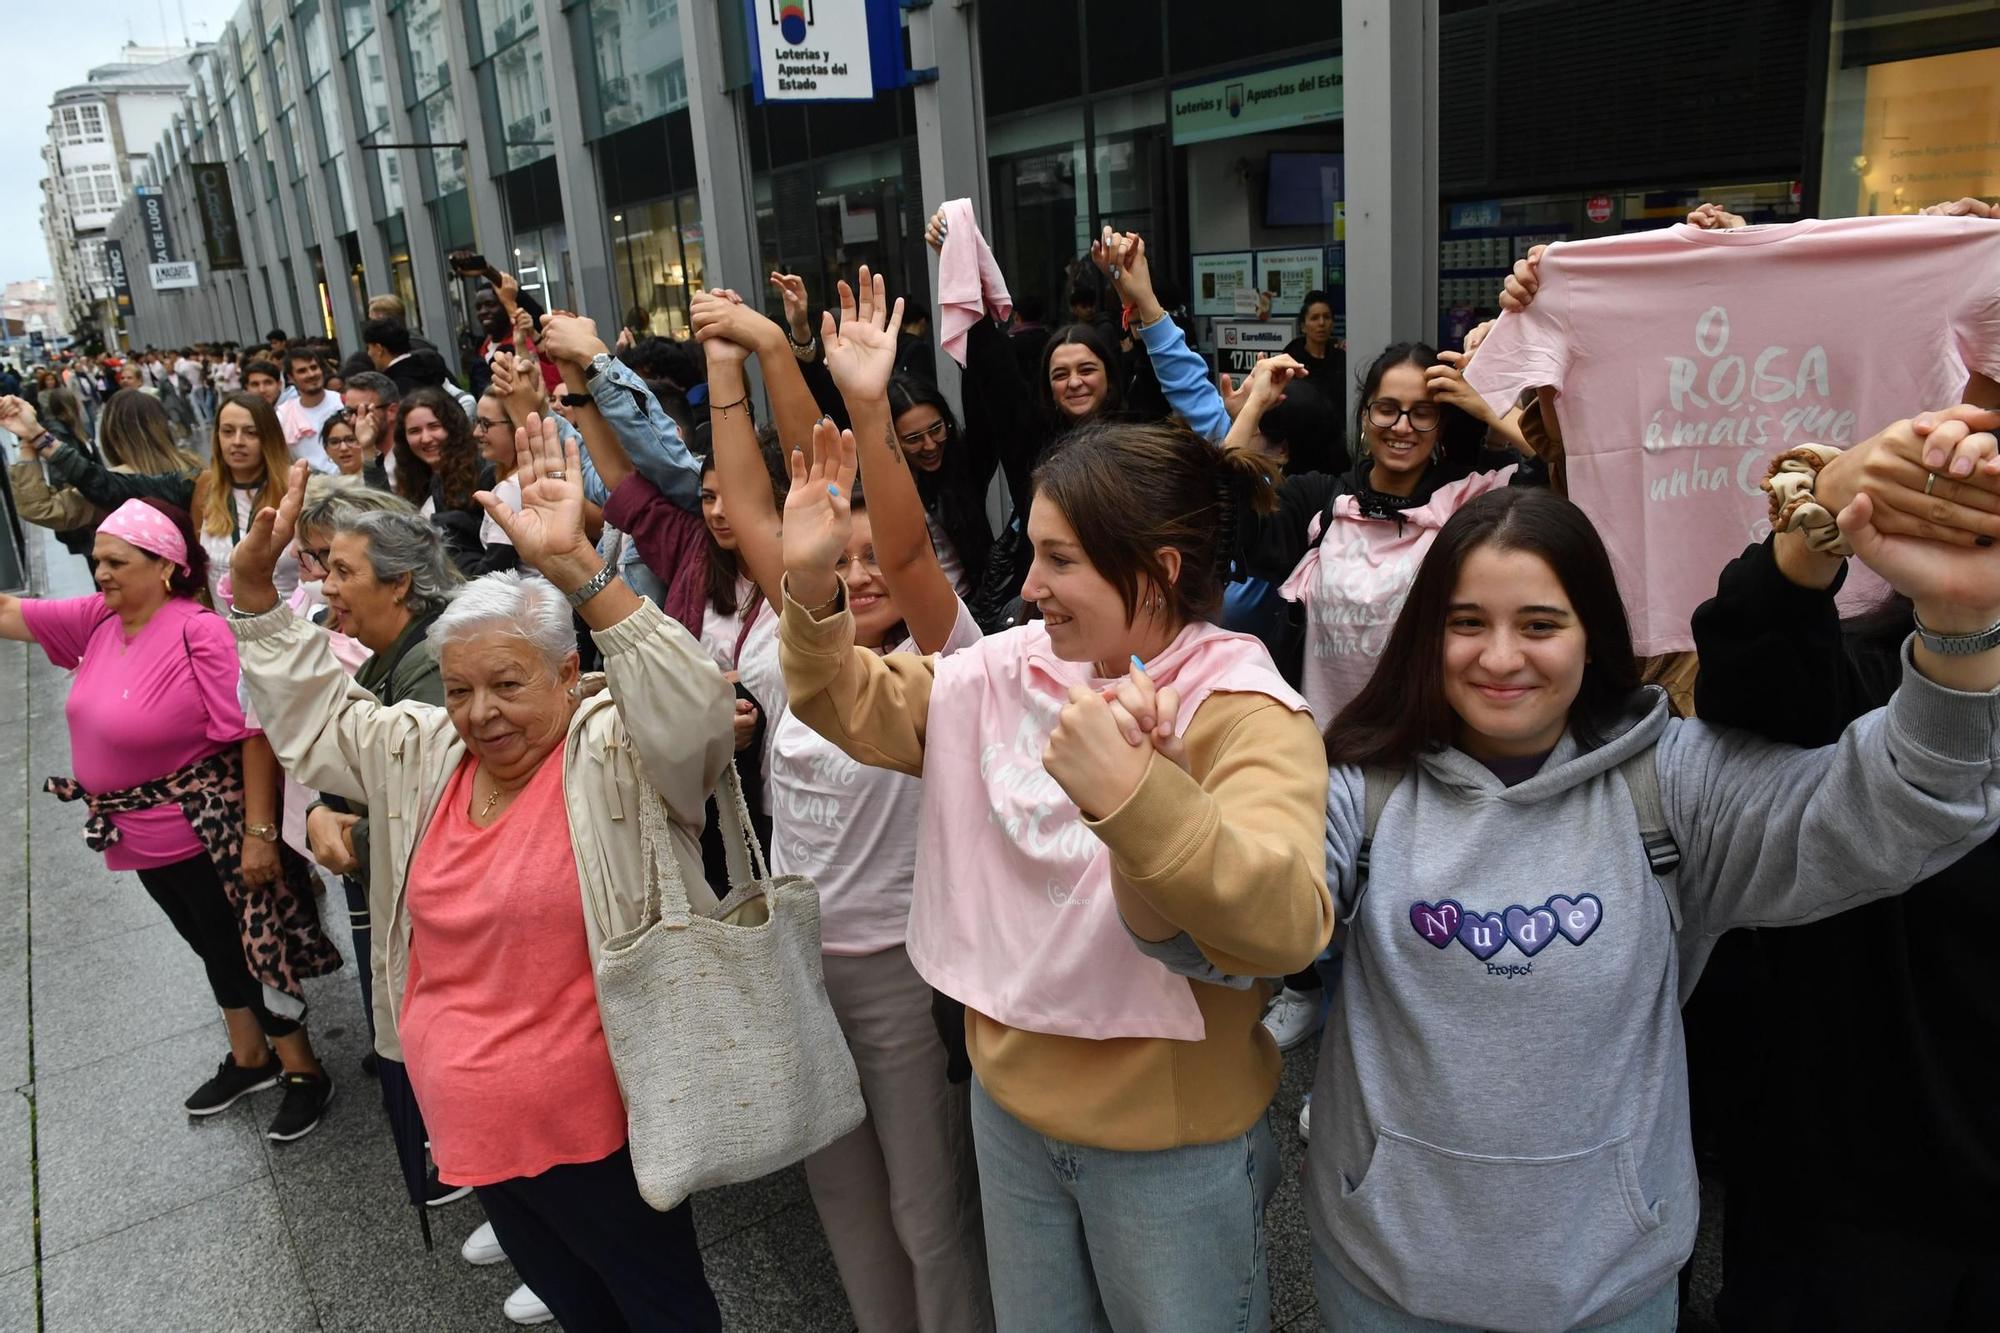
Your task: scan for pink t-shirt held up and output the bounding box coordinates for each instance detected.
[1467,215,2000,655]
[22,594,257,871]
[399,752,627,1187]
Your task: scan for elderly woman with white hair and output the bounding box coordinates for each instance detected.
[225,418,736,1331]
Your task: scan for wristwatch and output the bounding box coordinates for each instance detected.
[565,561,618,609]
[557,391,593,407]
[585,352,616,383]
[1913,613,2000,656]
[245,823,280,843]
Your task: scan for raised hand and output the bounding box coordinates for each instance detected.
[923,207,949,251]
[0,395,39,441]
[1093,227,1161,318]
[769,271,813,344]
[476,414,592,583]
[781,416,858,611]
[821,266,905,403]
[1840,489,2000,634]
[691,289,778,365]
[1426,351,1497,425]
[1919,197,1996,219]
[1685,202,1747,230]
[1244,353,1305,417]
[1816,409,2000,548]
[536,312,610,368]
[1500,244,1545,314]
[231,460,312,614]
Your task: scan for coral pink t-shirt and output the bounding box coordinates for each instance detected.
[399,751,627,1187]
[1467,215,2000,654]
[22,595,257,871]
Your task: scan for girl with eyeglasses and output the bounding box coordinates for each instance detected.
[887,373,996,601]
[1237,341,1537,726]
[318,409,390,492]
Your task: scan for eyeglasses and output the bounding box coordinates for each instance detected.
[324,434,357,450]
[1366,399,1442,433]
[897,418,950,448]
[832,549,883,577]
[472,417,510,434]
[299,546,331,575]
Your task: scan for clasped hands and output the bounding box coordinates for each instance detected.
[1041,661,1189,823]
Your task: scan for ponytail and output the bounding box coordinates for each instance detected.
[1030,419,1272,626]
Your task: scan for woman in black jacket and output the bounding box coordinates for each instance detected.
[1687,412,2000,1331]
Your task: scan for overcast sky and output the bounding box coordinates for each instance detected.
[2,0,244,288]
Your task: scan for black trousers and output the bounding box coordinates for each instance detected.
[135,852,301,1038]
[341,874,373,1041]
[475,1146,720,1333]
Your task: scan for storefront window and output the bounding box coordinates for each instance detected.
[511,222,571,312]
[419,87,466,199]
[1820,3,2000,217]
[611,192,704,337]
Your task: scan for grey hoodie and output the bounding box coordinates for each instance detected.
[1307,646,2000,1331]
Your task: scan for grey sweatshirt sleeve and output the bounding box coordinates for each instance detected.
[1325,764,1369,920]
[1659,637,2000,940]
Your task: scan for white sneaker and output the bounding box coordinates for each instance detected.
[1298,1093,1312,1141]
[503,1284,552,1326]
[461,1220,506,1266]
[1261,986,1325,1051]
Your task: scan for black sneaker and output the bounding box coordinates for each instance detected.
[360,1050,379,1079]
[425,1170,473,1208]
[267,1070,335,1142]
[185,1054,279,1116]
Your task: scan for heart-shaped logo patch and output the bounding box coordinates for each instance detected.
[1456,910,1507,960]
[1547,894,1603,945]
[1409,900,1462,949]
[1504,904,1559,956]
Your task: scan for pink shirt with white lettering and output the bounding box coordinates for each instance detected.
[1467,215,2000,654]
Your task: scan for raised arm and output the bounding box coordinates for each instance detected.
[771,272,851,428]
[692,290,786,609]
[1666,486,2000,938]
[0,593,28,642]
[1097,229,1229,440]
[777,423,936,776]
[479,413,733,813]
[42,438,196,509]
[822,268,964,652]
[539,312,701,508]
[226,462,415,805]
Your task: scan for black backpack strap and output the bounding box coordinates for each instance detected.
[1618,746,1681,875]
[1354,763,1405,882]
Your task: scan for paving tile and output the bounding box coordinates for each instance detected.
[40,1175,315,1333]
[0,1092,35,1281]
[0,957,27,1096]
[692,1159,814,1248]
[1268,1045,1319,1329]
[0,1264,36,1333]
[34,1022,271,1257]
[28,920,220,1077]
[703,1197,855,1333]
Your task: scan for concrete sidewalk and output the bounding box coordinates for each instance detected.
[2,524,1718,1332]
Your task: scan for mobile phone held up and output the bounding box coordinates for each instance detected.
[449,250,489,276]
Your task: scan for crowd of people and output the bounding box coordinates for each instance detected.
[1,191,1997,1333]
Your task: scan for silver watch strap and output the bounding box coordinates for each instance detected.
[1913,611,2000,656]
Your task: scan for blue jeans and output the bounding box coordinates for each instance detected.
[970,1079,1279,1332]
[1313,1254,1677,1332]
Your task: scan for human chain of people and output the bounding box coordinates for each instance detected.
[3,188,1999,1333]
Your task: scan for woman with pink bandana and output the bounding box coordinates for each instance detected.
[0,499,341,1140]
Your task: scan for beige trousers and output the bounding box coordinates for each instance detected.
[805,945,994,1333]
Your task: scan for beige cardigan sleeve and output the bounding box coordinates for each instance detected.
[9,458,100,531]
[778,587,937,779]
[230,602,437,806]
[592,597,737,828]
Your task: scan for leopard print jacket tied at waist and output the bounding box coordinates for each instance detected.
[46,748,342,1011]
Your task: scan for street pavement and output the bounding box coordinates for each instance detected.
[1,523,1723,1331]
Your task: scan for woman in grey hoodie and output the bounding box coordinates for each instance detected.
[1304,478,2000,1332]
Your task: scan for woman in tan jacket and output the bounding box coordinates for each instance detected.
[226,420,736,1331]
[779,412,1333,1332]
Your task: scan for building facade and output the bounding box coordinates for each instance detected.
[39,46,206,340]
[79,0,2000,368]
